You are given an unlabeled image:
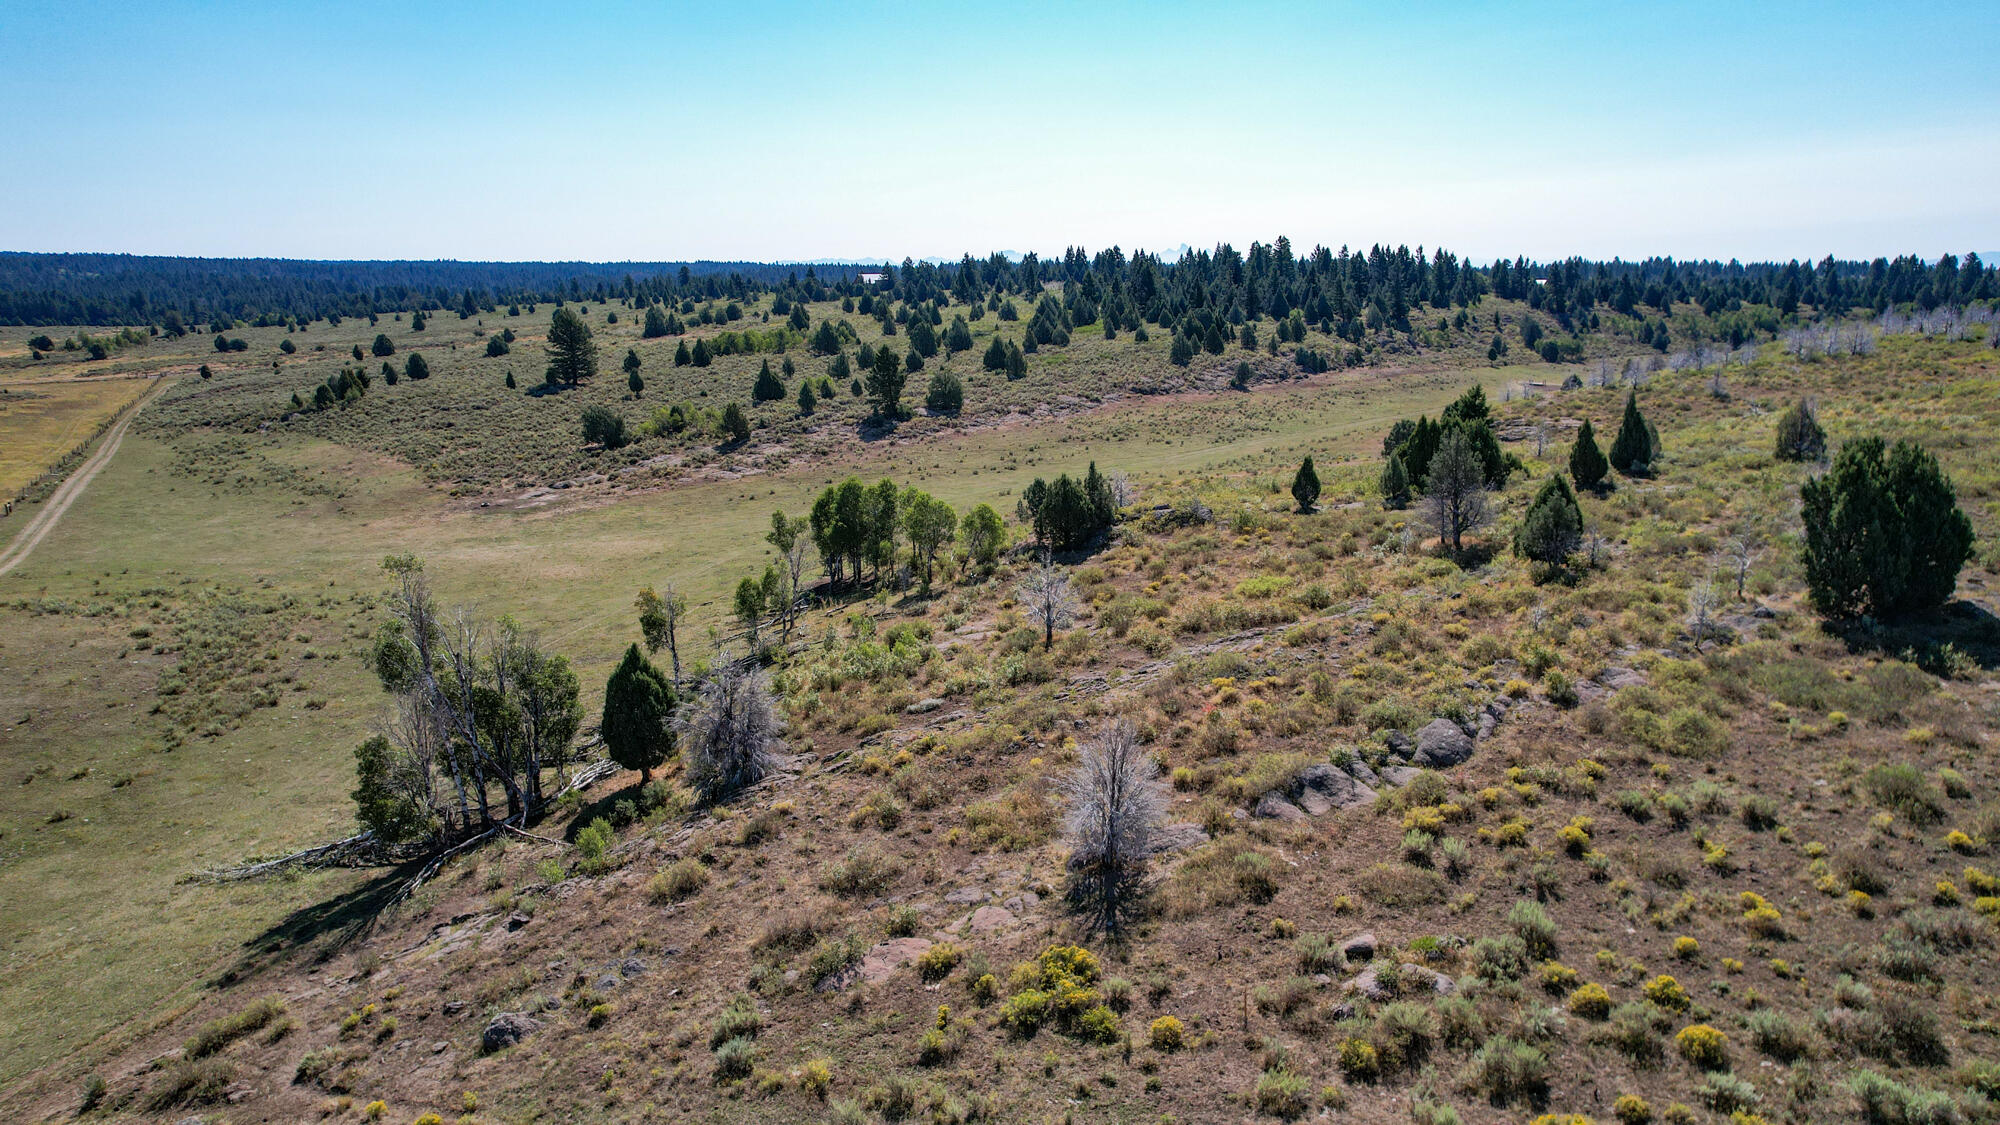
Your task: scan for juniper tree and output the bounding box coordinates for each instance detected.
[722,401,750,443]
[1514,475,1584,572]
[1800,437,1975,619]
[1569,419,1609,491]
[752,359,785,401]
[1379,452,1411,510]
[1609,390,1655,475]
[372,333,395,357]
[1291,456,1320,513]
[601,644,675,784]
[1058,718,1165,933]
[1773,398,1826,463]
[796,380,816,414]
[674,340,691,366]
[404,352,429,380]
[925,370,963,414]
[643,304,671,338]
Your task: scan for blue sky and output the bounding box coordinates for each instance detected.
[3,0,1995,263]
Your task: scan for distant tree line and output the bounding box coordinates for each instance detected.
[4,245,1990,330]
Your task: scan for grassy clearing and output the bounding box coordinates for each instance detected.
[0,374,152,497]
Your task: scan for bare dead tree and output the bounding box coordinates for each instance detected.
[1058,718,1166,933]
[1686,581,1721,651]
[1720,536,1760,601]
[637,583,688,684]
[1016,562,1080,650]
[1108,471,1135,508]
[677,658,783,804]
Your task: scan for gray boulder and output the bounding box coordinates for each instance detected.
[1342,932,1377,961]
[1254,793,1306,822]
[482,1012,543,1053]
[1295,764,1375,812]
[1414,718,1475,768]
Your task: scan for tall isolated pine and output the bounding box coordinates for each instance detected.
[1569,419,1609,491]
[1609,390,1655,475]
[601,644,676,784]
[545,306,598,386]
[1291,456,1320,512]
[1773,398,1826,463]
[866,345,905,418]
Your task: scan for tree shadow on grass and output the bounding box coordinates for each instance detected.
[1827,598,2000,673]
[215,862,421,988]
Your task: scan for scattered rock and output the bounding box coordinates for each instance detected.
[943,885,987,905]
[1380,765,1421,787]
[430,1041,448,1054]
[1476,713,1497,740]
[481,1013,543,1054]
[1352,967,1392,1000]
[904,698,945,714]
[1346,760,1380,787]
[1253,793,1306,821]
[1149,822,1210,854]
[1001,891,1040,914]
[1342,932,1377,961]
[1414,718,1475,768]
[442,1000,467,1017]
[858,937,933,984]
[1384,730,1414,758]
[1294,764,1375,812]
[1751,605,1776,619]
[620,958,647,978]
[506,911,532,932]
[968,905,1017,934]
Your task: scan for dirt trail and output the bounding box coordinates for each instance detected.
[0,376,169,578]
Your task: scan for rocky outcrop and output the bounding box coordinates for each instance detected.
[481,1012,542,1053]
[1413,719,1475,768]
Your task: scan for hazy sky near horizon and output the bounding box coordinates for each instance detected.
[4,0,1996,265]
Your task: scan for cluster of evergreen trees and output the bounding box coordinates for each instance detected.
[1378,386,1511,508]
[291,364,373,412]
[1018,464,1119,552]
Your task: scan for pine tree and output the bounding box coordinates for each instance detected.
[505,371,516,389]
[1380,452,1411,510]
[1423,428,1490,556]
[1609,390,1654,475]
[545,306,598,386]
[601,644,675,784]
[1004,341,1027,381]
[1291,456,1320,513]
[866,346,905,418]
[372,333,395,357]
[1569,419,1609,491]
[404,352,429,380]
[673,340,691,366]
[691,338,712,367]
[983,336,1008,371]
[752,359,785,401]
[797,380,817,414]
[643,305,671,338]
